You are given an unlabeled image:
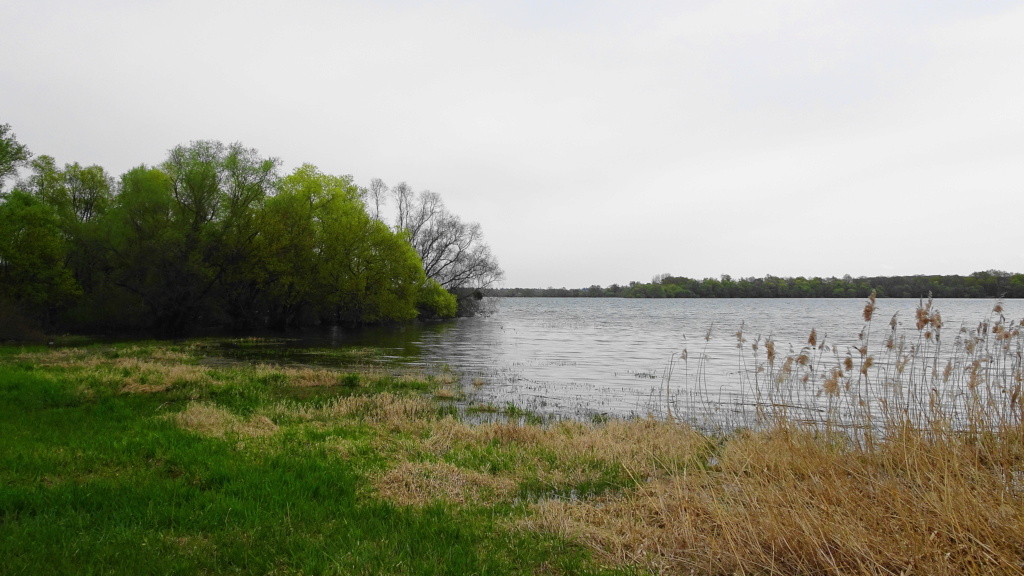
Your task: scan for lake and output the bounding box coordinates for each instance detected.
[308,297,1022,423]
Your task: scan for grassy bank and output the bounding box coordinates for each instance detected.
[2,311,1023,575]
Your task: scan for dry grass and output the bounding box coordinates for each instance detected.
[14,348,214,391]
[433,386,458,399]
[425,417,710,480]
[374,461,518,506]
[518,297,1024,575]
[11,345,433,398]
[361,415,713,514]
[267,393,445,440]
[524,422,1024,575]
[168,402,278,439]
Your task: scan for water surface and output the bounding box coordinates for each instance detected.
[384,298,1022,419]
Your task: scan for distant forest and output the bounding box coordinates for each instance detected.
[486,271,1024,299]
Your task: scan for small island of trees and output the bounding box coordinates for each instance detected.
[0,123,502,338]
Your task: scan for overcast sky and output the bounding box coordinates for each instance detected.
[3,0,1022,288]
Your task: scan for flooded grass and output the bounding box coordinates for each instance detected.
[3,300,1024,575]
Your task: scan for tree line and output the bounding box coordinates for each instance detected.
[486,271,1024,299]
[0,123,501,337]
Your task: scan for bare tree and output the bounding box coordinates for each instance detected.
[391,182,413,230]
[367,178,388,221]
[390,185,503,292]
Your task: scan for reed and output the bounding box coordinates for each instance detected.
[525,296,1024,575]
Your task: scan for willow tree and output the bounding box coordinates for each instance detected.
[98,142,278,334]
[259,164,438,328]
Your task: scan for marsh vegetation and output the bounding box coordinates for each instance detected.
[2,297,1023,574]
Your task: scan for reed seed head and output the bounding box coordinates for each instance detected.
[808,328,817,347]
[777,356,794,383]
[863,301,877,322]
[823,368,841,396]
[861,356,874,375]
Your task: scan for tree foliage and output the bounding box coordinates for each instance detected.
[0,190,80,322]
[0,123,32,192]
[0,126,470,337]
[258,165,433,328]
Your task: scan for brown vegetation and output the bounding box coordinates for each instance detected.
[520,296,1024,575]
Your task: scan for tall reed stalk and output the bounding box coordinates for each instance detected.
[538,298,1024,575]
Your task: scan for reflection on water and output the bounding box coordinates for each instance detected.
[249,297,1023,421]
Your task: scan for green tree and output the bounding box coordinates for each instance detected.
[0,189,81,326]
[19,157,116,305]
[260,165,437,328]
[101,141,278,334]
[418,279,458,317]
[0,123,32,193]
[21,156,114,223]
[102,166,187,331]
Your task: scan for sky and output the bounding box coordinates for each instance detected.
[2,0,1023,288]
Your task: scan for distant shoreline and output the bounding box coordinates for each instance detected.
[485,270,1024,299]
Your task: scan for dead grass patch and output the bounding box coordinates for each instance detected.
[361,416,713,510]
[169,402,278,439]
[12,348,215,391]
[119,382,171,394]
[425,417,710,479]
[280,366,345,388]
[374,460,517,506]
[433,386,457,399]
[522,423,1024,576]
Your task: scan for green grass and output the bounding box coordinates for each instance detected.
[0,343,625,576]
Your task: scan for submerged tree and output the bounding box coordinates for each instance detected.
[0,125,467,335]
[259,165,450,327]
[96,142,280,334]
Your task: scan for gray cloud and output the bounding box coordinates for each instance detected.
[3,0,1022,287]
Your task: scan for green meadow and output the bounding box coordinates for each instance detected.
[0,343,628,575]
